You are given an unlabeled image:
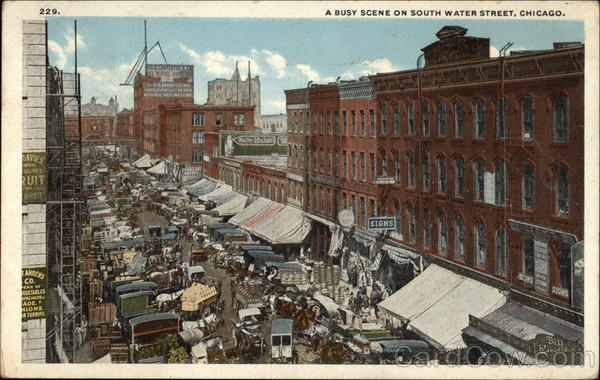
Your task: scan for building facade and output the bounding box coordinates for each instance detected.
[258,113,287,133]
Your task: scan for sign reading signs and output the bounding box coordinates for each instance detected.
[368,217,396,232]
[337,208,355,228]
[22,152,47,204]
[22,266,47,320]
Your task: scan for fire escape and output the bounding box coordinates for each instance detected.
[45,35,84,362]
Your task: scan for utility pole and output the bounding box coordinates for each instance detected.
[144,20,148,75]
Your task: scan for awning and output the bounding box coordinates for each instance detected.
[199,184,232,202]
[188,180,216,196]
[147,161,167,175]
[229,198,272,226]
[208,191,237,205]
[462,301,583,362]
[132,154,153,169]
[250,205,312,244]
[238,307,261,321]
[378,264,506,351]
[188,265,205,281]
[214,194,248,217]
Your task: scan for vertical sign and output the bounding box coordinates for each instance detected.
[533,240,549,295]
[22,151,47,203]
[483,171,495,204]
[22,266,47,320]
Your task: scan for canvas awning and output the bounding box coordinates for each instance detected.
[132,154,153,169]
[214,193,248,217]
[378,263,506,351]
[147,161,167,175]
[250,205,312,244]
[208,191,237,205]
[229,198,272,226]
[188,180,216,196]
[199,184,232,202]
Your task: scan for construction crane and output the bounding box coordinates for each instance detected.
[120,20,169,86]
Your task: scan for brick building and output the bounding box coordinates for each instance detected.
[285,26,584,312]
[116,109,135,140]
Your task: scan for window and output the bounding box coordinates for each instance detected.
[395,205,403,237]
[192,149,203,163]
[305,111,310,134]
[272,336,281,346]
[393,103,400,135]
[382,153,388,176]
[495,161,507,206]
[380,104,388,135]
[455,158,464,197]
[334,111,340,136]
[409,208,416,243]
[523,163,535,210]
[395,151,401,183]
[321,187,326,212]
[343,151,348,179]
[408,152,416,187]
[234,113,245,126]
[370,199,376,218]
[192,131,203,144]
[361,197,367,228]
[522,96,534,140]
[438,156,446,193]
[455,100,464,137]
[455,215,465,260]
[553,95,568,142]
[422,102,430,136]
[320,149,324,173]
[334,152,340,177]
[342,111,347,136]
[313,112,318,134]
[352,195,357,217]
[361,153,367,182]
[438,213,448,254]
[319,112,324,135]
[370,153,376,182]
[559,243,572,291]
[423,209,431,249]
[422,152,430,190]
[216,113,223,127]
[496,98,507,138]
[557,165,569,216]
[352,152,357,180]
[496,226,507,276]
[369,110,376,137]
[475,223,486,268]
[474,100,485,138]
[352,111,357,136]
[360,111,366,136]
[192,112,205,126]
[474,160,484,201]
[523,237,535,277]
[438,100,447,136]
[328,151,333,175]
[328,111,333,135]
[407,102,415,136]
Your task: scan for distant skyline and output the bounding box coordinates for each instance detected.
[47,17,584,114]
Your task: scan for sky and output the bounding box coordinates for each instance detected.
[47,17,584,114]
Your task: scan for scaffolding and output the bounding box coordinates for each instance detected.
[44,36,84,362]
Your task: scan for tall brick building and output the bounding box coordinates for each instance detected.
[286,26,584,312]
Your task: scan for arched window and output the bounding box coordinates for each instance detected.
[496,226,507,276]
[394,151,401,184]
[381,151,388,176]
[407,152,416,187]
[422,101,430,136]
[380,103,388,135]
[455,100,464,137]
[395,203,403,238]
[393,103,400,135]
[475,223,487,268]
[474,100,485,139]
[437,156,446,193]
[557,165,569,216]
[473,159,484,201]
[495,160,507,206]
[423,209,431,249]
[553,95,568,142]
[455,157,464,197]
[438,100,447,136]
[455,215,465,260]
[496,98,508,138]
[407,102,415,136]
[422,152,430,190]
[522,96,534,140]
[523,162,535,210]
[409,207,416,243]
[438,213,448,254]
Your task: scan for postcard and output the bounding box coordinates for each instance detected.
[2,1,599,378]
